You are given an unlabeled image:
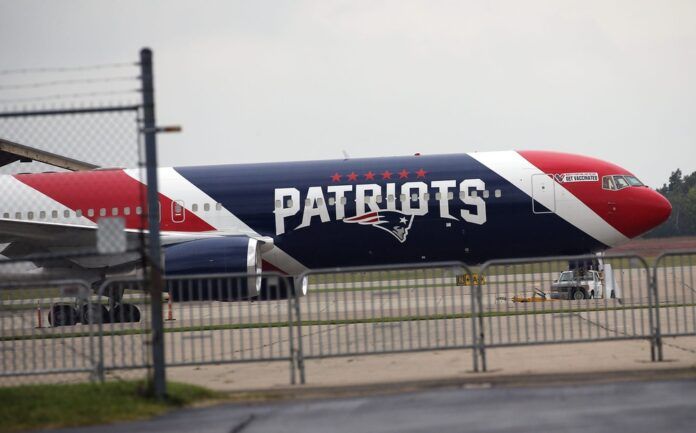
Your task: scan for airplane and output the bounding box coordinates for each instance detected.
[0,150,671,325]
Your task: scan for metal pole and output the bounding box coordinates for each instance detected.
[140,48,166,398]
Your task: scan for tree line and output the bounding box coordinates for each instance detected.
[647,169,696,237]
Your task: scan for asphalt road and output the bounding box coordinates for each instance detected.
[46,379,696,433]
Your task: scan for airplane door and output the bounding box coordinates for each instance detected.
[172,200,185,223]
[532,174,555,214]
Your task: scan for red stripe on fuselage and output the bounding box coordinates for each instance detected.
[15,170,215,232]
[517,150,654,239]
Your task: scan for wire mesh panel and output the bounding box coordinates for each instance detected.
[476,255,654,351]
[97,273,297,376]
[653,252,696,338]
[0,59,146,275]
[0,59,150,384]
[297,263,476,364]
[0,267,97,385]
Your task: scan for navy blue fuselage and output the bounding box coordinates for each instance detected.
[175,154,605,269]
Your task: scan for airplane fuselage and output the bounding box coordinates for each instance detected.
[2,150,672,275]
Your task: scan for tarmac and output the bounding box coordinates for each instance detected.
[42,375,696,433]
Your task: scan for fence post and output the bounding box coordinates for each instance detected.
[140,47,166,398]
[287,277,296,385]
[651,261,664,362]
[294,276,306,385]
[467,268,479,373]
[475,267,487,372]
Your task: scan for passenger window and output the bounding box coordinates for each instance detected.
[435,192,441,200]
[2,212,8,218]
[124,207,131,216]
[204,203,211,211]
[192,203,199,212]
[495,189,502,198]
[39,211,46,219]
[216,203,222,211]
[388,194,395,202]
[328,197,335,206]
[424,193,430,201]
[483,190,490,199]
[411,193,418,201]
[400,194,407,202]
[135,207,142,215]
[52,210,58,218]
[448,191,454,200]
[28,212,34,220]
[317,198,324,206]
[340,197,347,205]
[77,210,83,217]
[15,212,21,219]
[112,207,118,216]
[99,208,106,217]
[88,209,94,217]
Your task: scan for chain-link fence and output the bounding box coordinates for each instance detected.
[0,56,150,386]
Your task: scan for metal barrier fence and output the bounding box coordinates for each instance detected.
[2,252,696,387]
[94,272,300,383]
[475,254,657,371]
[296,262,477,381]
[652,252,696,360]
[0,279,99,383]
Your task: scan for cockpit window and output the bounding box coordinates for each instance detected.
[602,175,643,190]
[613,176,629,189]
[624,176,644,186]
[602,176,616,190]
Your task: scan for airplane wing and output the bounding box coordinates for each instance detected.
[0,218,273,267]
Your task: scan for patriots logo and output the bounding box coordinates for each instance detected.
[343,211,415,243]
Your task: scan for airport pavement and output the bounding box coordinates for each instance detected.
[42,378,696,433]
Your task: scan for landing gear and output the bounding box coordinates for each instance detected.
[110,303,141,323]
[48,304,78,327]
[80,303,110,324]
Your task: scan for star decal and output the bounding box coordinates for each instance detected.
[416,168,427,178]
[381,170,393,180]
[347,172,358,181]
[331,172,342,182]
[364,171,375,181]
[398,169,409,179]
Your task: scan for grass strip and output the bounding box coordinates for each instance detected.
[3,302,694,342]
[0,380,219,433]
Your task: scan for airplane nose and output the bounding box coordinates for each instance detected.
[634,189,672,236]
[651,190,672,227]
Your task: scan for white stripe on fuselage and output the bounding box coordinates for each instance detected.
[468,151,629,247]
[124,167,307,274]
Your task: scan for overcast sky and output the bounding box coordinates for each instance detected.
[1,0,695,187]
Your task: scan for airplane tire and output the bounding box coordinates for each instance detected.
[111,304,141,323]
[571,288,587,300]
[48,304,78,327]
[610,290,616,299]
[80,303,110,324]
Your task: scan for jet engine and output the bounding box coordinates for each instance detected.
[164,236,262,301]
[163,236,306,301]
